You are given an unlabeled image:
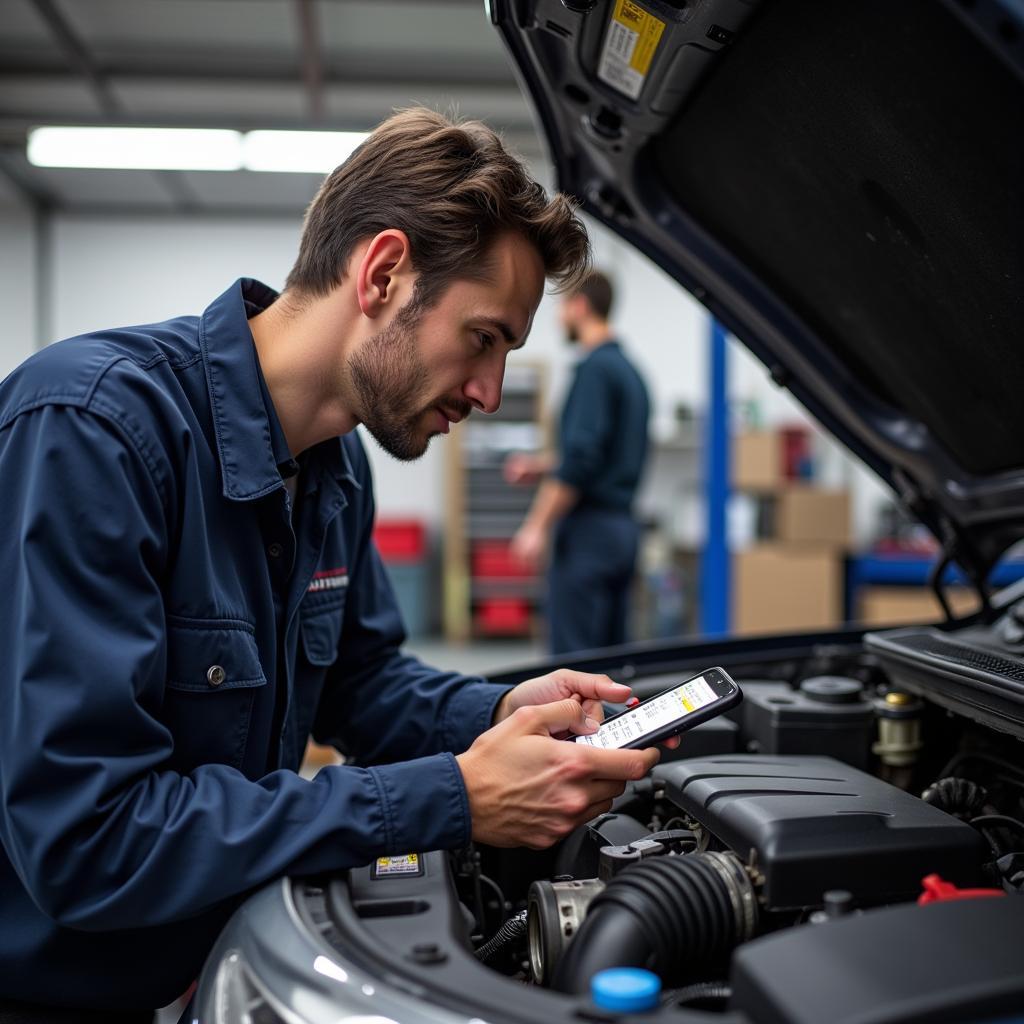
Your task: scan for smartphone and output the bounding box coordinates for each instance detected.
[574,667,742,750]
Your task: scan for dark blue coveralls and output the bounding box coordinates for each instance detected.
[549,340,650,654]
[0,280,511,1012]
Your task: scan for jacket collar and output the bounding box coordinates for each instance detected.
[199,278,361,501]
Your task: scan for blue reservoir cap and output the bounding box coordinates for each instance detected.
[591,967,661,1013]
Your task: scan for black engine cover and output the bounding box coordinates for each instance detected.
[730,897,1024,1024]
[655,756,988,909]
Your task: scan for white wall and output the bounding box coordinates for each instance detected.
[44,211,715,534]
[47,212,447,520]
[0,192,38,379]
[50,214,301,339]
[20,205,890,541]
[535,218,708,443]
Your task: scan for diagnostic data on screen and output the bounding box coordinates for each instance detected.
[575,675,719,749]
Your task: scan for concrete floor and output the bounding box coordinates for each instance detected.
[404,637,545,678]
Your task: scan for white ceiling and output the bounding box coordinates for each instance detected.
[0,0,543,213]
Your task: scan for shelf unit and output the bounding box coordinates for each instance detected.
[443,363,546,641]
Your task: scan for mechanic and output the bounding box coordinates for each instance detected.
[506,271,651,653]
[0,109,664,1023]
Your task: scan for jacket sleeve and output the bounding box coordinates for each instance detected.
[0,404,472,932]
[555,359,614,493]
[312,446,513,765]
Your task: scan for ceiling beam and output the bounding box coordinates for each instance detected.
[25,0,121,117]
[295,0,326,121]
[0,54,515,90]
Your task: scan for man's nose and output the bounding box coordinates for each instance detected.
[464,362,504,415]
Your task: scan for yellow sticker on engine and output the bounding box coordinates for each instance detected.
[375,853,420,876]
[598,0,666,100]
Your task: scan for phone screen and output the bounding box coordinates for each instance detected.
[575,674,721,749]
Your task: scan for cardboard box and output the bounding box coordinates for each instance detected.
[857,586,979,626]
[772,487,851,547]
[733,544,842,635]
[734,431,783,491]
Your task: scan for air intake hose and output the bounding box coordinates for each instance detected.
[551,851,756,994]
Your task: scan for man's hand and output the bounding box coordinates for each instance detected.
[456,698,661,849]
[493,669,682,749]
[509,477,578,572]
[503,451,551,486]
[510,520,547,572]
[493,668,630,732]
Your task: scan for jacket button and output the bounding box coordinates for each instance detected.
[207,665,226,687]
[268,542,284,558]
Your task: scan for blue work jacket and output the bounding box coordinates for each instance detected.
[555,340,649,513]
[0,279,509,1010]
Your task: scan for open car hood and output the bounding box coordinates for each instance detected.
[490,0,1024,593]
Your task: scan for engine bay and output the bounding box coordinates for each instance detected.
[294,626,1024,1023]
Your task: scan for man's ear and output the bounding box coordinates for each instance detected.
[355,230,414,318]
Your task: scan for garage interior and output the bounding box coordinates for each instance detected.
[2,0,990,672]
[1,2,1022,1020]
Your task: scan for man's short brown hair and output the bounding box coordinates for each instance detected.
[286,108,591,306]
[571,270,614,321]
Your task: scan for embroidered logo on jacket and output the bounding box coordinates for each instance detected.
[308,567,349,592]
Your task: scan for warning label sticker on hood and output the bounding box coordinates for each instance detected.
[598,0,666,101]
[373,853,422,877]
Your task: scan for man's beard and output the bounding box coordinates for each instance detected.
[348,296,468,461]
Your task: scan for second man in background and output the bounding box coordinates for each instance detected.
[506,271,650,654]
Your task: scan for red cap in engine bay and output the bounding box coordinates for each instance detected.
[917,873,1005,905]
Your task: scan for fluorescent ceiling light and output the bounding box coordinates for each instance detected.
[27,126,369,174]
[28,127,242,171]
[243,130,367,173]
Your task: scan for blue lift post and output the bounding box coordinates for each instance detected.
[701,318,730,635]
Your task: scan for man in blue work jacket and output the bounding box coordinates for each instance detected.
[0,110,665,1022]
[507,271,651,653]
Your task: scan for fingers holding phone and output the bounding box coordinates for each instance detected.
[456,668,740,850]
[455,698,660,850]
[574,668,742,751]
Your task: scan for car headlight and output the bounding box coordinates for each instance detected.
[191,879,465,1024]
[213,950,295,1024]
[207,948,402,1024]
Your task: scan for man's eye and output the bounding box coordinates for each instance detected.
[476,331,495,349]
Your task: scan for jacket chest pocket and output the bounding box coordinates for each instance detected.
[299,593,345,667]
[161,616,267,774]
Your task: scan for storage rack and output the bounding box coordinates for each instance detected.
[443,363,547,641]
